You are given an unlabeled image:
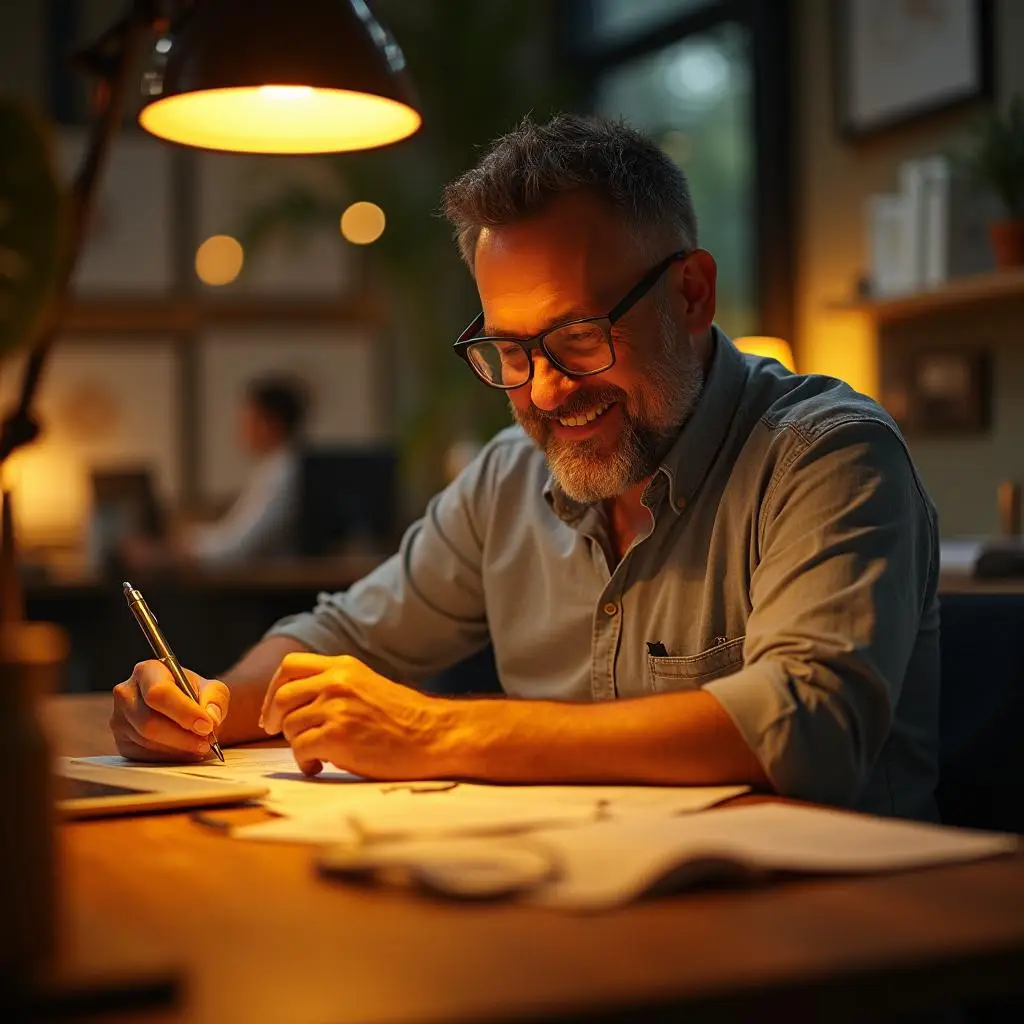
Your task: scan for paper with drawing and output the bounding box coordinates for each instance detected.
[72,748,750,841]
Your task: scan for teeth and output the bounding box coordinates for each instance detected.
[558,401,612,428]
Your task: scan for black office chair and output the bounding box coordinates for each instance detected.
[936,592,1024,835]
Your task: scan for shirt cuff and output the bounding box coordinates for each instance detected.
[703,660,864,807]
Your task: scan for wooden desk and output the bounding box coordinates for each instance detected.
[40,694,1024,1022]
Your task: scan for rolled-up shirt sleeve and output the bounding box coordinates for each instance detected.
[703,420,937,807]
[263,440,496,684]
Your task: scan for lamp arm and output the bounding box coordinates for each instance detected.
[0,0,156,465]
[0,1,157,626]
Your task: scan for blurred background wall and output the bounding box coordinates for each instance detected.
[1,0,1021,559]
[797,0,1024,537]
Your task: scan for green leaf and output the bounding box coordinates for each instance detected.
[962,94,1024,217]
[0,98,61,359]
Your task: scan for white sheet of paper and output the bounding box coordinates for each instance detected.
[72,751,749,842]
[232,783,749,843]
[520,803,1020,909]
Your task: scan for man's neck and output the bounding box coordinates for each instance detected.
[604,477,655,562]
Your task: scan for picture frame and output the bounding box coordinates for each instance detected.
[834,0,993,139]
[884,347,992,435]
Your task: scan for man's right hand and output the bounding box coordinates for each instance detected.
[111,661,230,762]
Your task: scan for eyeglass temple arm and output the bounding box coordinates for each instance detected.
[607,250,688,323]
[456,312,486,344]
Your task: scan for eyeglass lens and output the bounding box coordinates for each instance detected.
[467,320,613,386]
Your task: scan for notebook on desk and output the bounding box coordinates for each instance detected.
[56,757,268,820]
[316,802,1020,909]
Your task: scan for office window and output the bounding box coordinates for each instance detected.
[595,22,753,335]
[587,0,715,44]
[565,0,794,343]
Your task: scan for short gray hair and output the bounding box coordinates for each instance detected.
[441,113,699,272]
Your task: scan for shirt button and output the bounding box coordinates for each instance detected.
[676,495,687,510]
[603,602,618,616]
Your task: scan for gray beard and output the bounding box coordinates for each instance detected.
[512,313,705,504]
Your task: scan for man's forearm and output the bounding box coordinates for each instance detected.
[218,636,311,745]
[446,688,771,789]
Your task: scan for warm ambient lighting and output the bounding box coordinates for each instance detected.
[140,87,421,155]
[734,336,796,372]
[340,202,386,244]
[195,235,244,286]
[137,0,422,154]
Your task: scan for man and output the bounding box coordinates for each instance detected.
[122,376,306,568]
[111,114,940,820]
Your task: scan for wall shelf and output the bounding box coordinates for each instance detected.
[63,295,383,335]
[828,267,1024,324]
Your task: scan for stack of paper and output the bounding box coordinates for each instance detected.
[315,803,1020,910]
[74,750,1019,911]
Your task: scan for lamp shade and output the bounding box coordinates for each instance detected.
[734,336,796,372]
[138,0,422,154]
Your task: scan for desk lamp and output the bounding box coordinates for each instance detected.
[734,336,796,372]
[0,0,421,624]
[0,0,420,981]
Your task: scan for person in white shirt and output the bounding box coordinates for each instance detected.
[122,376,307,569]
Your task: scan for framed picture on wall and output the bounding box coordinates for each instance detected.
[834,0,993,138]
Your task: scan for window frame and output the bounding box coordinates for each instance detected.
[558,0,796,346]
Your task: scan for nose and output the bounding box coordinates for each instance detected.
[528,352,578,412]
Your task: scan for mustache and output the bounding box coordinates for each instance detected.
[520,386,627,422]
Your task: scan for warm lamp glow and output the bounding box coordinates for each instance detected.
[139,87,421,154]
[340,202,386,244]
[734,336,796,372]
[0,451,23,492]
[195,235,244,286]
[136,0,423,155]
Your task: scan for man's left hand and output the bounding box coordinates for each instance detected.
[260,653,458,778]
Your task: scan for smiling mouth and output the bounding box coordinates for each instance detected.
[556,400,614,428]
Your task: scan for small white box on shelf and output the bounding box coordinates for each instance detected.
[866,193,916,297]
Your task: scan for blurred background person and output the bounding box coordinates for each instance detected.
[122,375,308,570]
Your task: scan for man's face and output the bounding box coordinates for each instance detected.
[473,192,716,504]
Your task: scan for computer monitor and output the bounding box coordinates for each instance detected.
[297,446,399,556]
[88,467,165,571]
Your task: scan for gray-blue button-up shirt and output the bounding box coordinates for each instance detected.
[268,332,940,820]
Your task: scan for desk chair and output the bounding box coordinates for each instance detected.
[936,592,1024,834]
[296,446,399,556]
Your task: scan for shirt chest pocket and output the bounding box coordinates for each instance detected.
[647,636,746,693]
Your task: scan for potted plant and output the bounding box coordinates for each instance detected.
[962,94,1024,269]
[0,94,63,977]
[0,98,60,376]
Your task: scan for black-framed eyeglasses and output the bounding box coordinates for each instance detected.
[452,250,687,390]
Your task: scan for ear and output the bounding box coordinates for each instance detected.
[669,249,717,331]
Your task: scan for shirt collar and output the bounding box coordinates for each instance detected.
[542,328,749,523]
[657,327,748,515]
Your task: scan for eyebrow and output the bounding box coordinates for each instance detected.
[483,308,595,339]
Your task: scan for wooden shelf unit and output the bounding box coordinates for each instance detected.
[828,267,1024,324]
[63,294,383,335]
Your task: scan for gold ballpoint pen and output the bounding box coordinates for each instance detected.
[122,581,225,762]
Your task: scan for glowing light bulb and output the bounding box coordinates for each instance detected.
[195,235,244,286]
[734,336,796,372]
[340,202,386,245]
[258,85,314,101]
